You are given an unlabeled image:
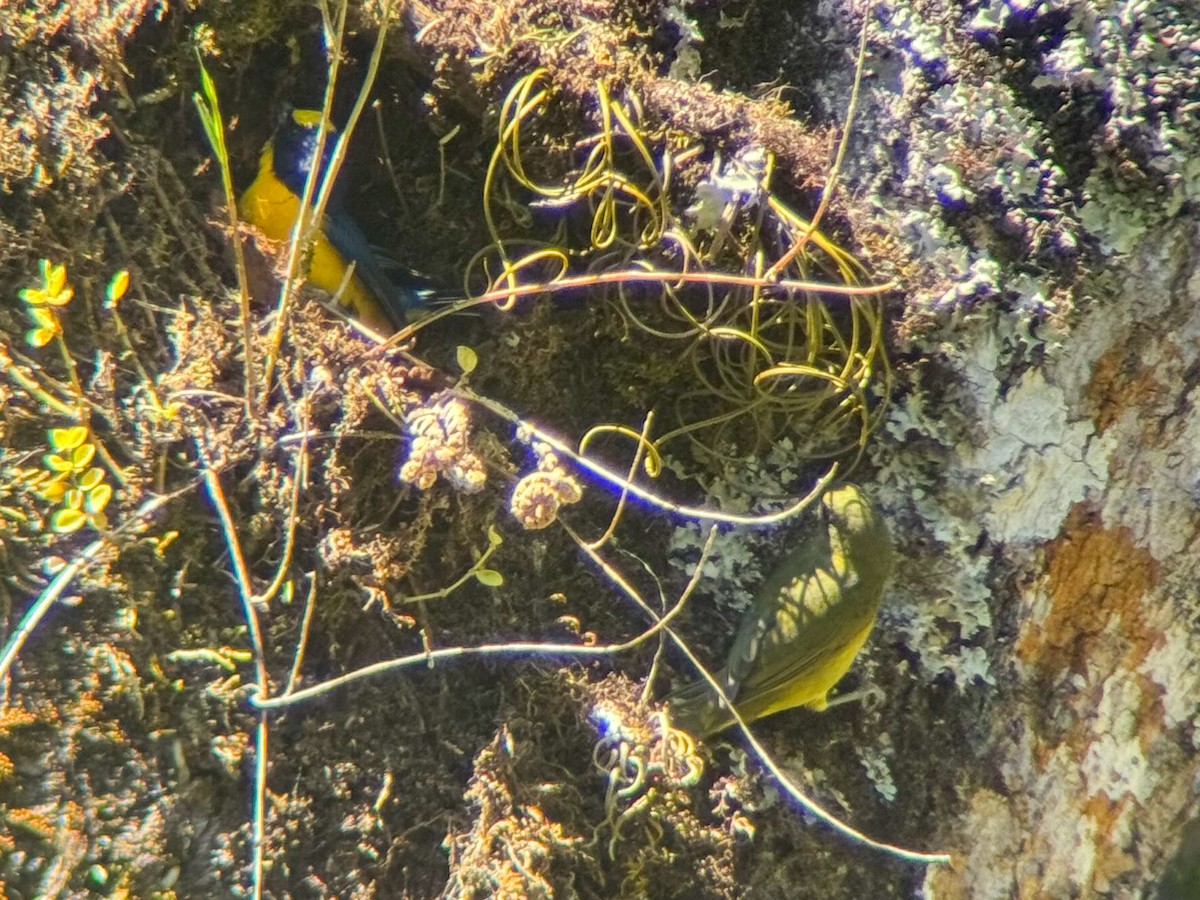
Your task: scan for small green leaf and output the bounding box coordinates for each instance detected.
[0,506,29,524]
[456,345,478,375]
[474,568,504,587]
[193,54,228,164]
[87,864,109,887]
[193,93,219,157]
[106,270,129,306]
[487,524,503,547]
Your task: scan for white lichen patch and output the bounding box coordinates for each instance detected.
[1081,673,1153,804]
[1068,811,1100,893]
[1138,620,1200,746]
[965,366,1113,545]
[858,738,898,803]
[668,521,765,609]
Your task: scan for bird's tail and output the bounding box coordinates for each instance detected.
[381,263,475,329]
[665,674,736,740]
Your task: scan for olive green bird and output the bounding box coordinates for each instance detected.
[667,484,895,739]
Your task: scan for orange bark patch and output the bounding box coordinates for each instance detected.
[1018,505,1159,677]
[1082,792,1139,892]
[1082,791,1130,843]
[1086,342,1167,434]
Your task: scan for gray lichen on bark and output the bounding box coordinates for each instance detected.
[794,0,1200,895]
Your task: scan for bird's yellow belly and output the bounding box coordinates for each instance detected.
[749,616,876,721]
[238,173,391,333]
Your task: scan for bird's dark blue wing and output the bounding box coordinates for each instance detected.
[323,210,437,328]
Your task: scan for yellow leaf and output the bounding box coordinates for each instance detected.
[43,453,73,473]
[27,327,55,347]
[46,285,73,307]
[456,345,478,375]
[154,530,180,553]
[71,444,96,469]
[78,467,105,491]
[40,477,69,503]
[50,427,88,451]
[85,484,112,514]
[51,508,87,534]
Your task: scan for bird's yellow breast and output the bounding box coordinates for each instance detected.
[238,145,392,334]
[749,615,877,720]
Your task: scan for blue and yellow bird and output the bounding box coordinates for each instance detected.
[239,108,436,334]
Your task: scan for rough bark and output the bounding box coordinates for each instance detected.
[828,1,1200,896]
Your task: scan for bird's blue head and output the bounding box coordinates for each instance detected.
[270,108,336,198]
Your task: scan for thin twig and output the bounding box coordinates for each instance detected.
[624,529,713,708]
[250,540,708,712]
[387,269,898,344]
[251,714,268,900]
[372,100,409,208]
[399,538,502,604]
[284,572,319,697]
[196,440,272,900]
[255,396,311,606]
[1,344,78,417]
[455,385,838,526]
[585,411,655,550]
[199,464,260,644]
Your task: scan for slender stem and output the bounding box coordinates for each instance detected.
[457,384,838,527]
[251,559,704,712]
[388,269,897,345]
